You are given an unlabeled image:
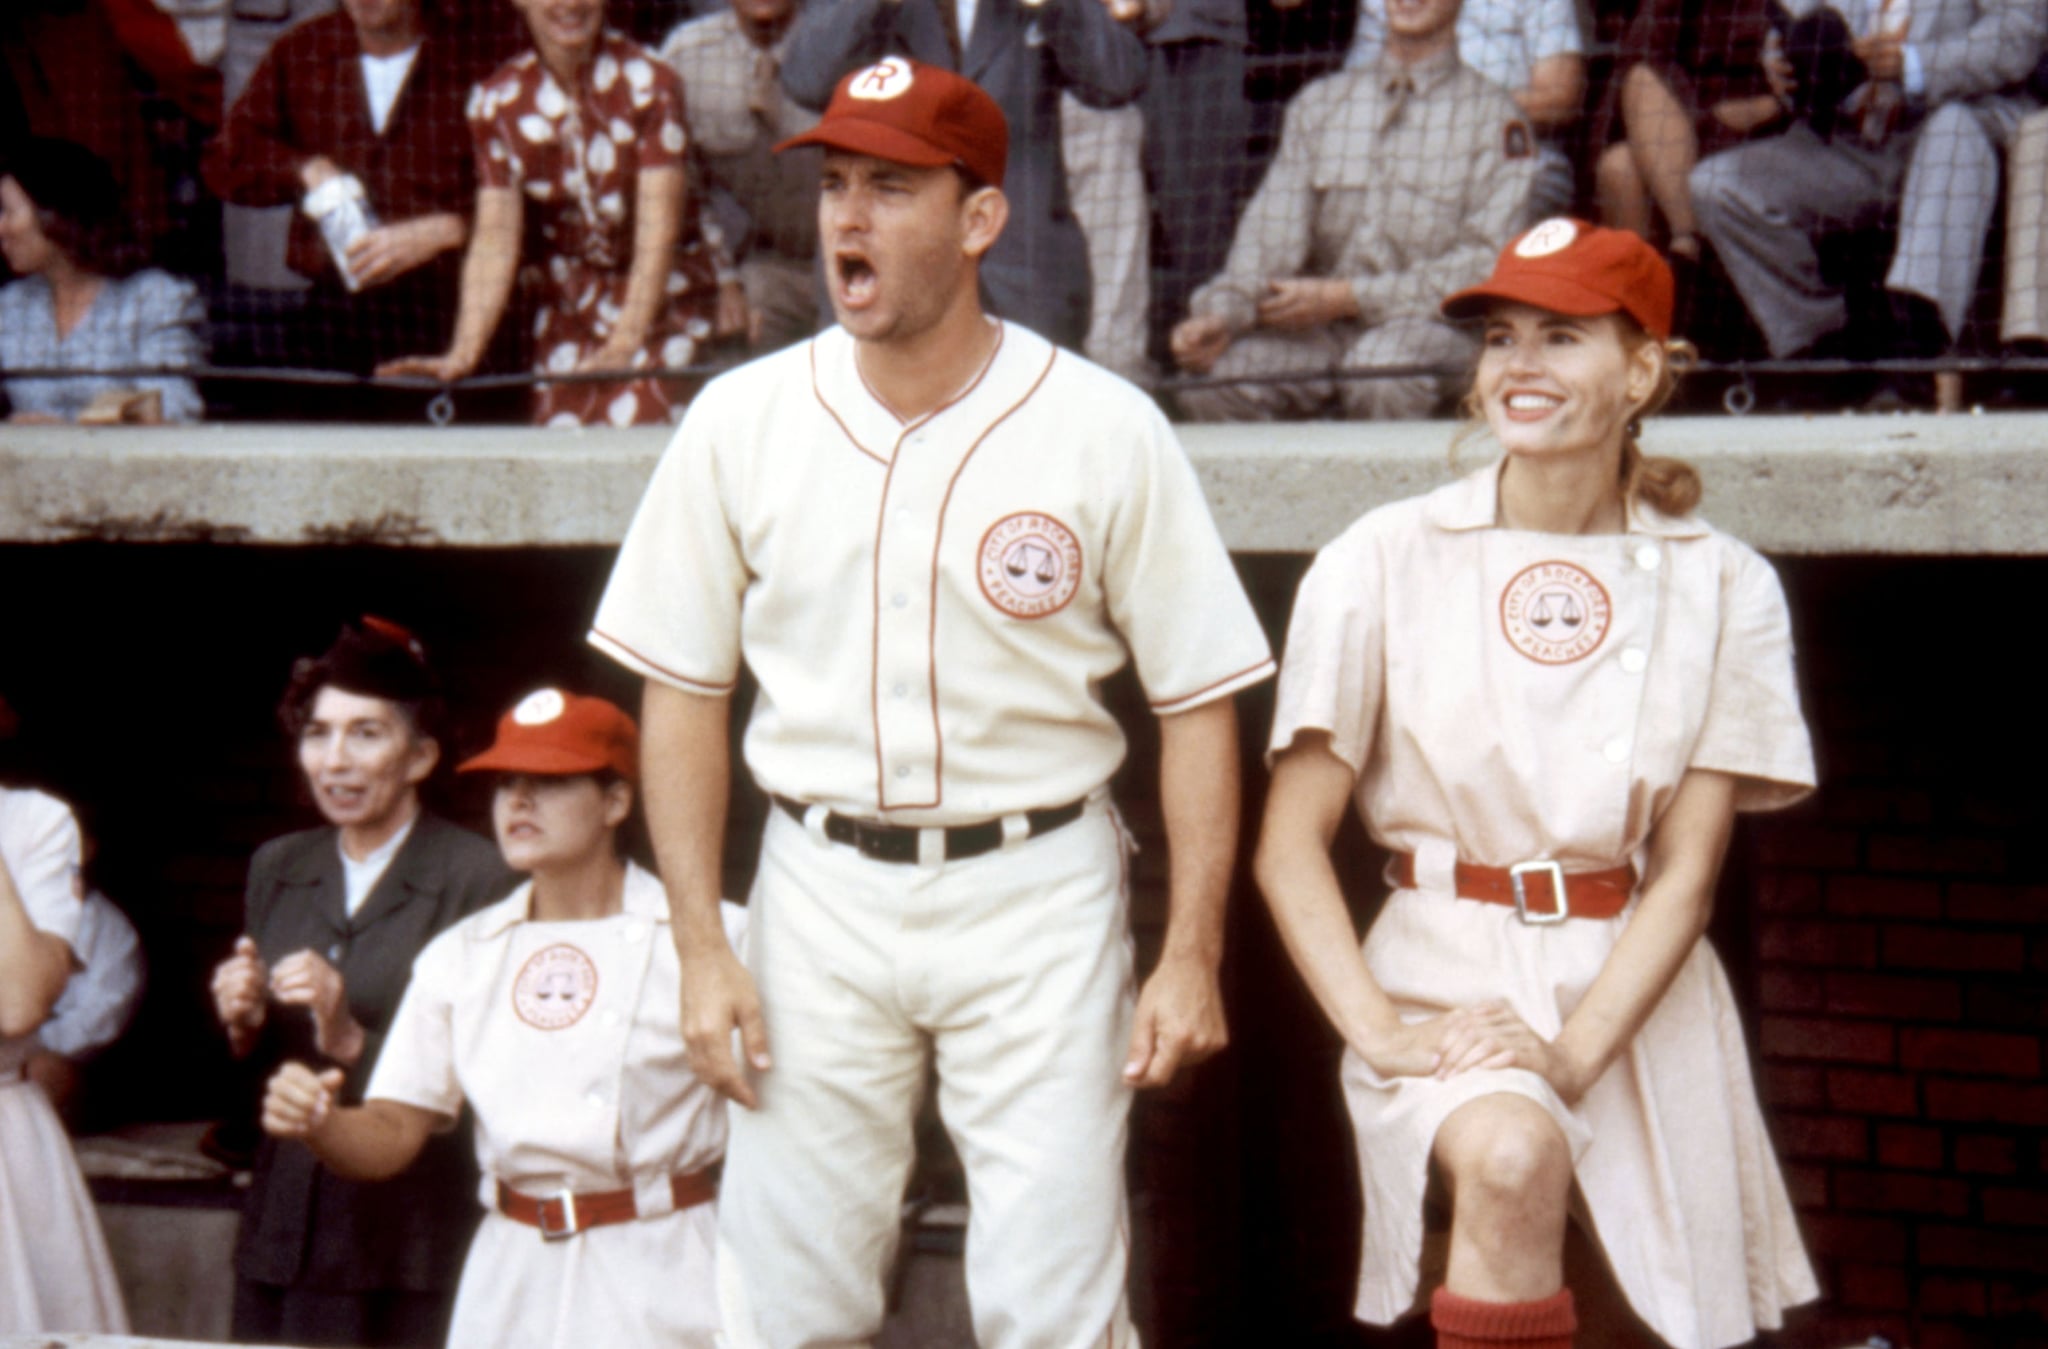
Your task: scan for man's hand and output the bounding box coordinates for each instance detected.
[269,949,366,1064]
[263,1061,346,1139]
[716,278,754,343]
[1170,314,1234,373]
[1123,953,1227,1089]
[1852,30,1907,82]
[211,935,268,1055]
[1256,277,1357,331]
[298,155,344,193]
[376,351,477,383]
[1431,1000,1591,1103]
[345,214,464,289]
[678,943,771,1109]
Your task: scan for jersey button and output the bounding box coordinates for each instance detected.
[603,1009,623,1029]
[891,592,909,609]
[621,921,643,944]
[1634,544,1661,571]
[585,1091,605,1111]
[1603,736,1630,763]
[892,683,909,698]
[894,765,911,779]
[1619,647,1647,674]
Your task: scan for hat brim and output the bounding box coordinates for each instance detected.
[773,118,957,170]
[1441,271,1636,326]
[457,743,619,777]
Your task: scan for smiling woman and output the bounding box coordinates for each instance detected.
[210,617,511,1348]
[1254,220,1819,1349]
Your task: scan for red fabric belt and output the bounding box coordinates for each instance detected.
[1390,852,1636,921]
[496,1168,718,1239]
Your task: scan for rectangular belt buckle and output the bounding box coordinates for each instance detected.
[1510,860,1570,926]
[539,1188,581,1241]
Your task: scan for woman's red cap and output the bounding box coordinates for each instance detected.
[1441,218,1675,340]
[774,56,1008,189]
[458,689,638,782]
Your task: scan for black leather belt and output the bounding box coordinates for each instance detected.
[772,795,1086,864]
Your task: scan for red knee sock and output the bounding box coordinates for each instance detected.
[1429,1287,1576,1349]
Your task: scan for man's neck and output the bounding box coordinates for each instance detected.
[357,18,422,59]
[739,11,792,46]
[857,302,1001,424]
[1386,30,1454,67]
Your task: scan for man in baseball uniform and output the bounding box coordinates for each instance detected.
[590,56,1273,1349]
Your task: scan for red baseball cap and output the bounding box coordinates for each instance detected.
[458,689,639,782]
[775,56,1008,189]
[1441,218,1675,340]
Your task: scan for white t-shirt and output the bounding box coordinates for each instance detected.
[360,45,420,136]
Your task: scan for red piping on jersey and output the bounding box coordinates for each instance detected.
[589,626,739,694]
[1148,656,1277,714]
[810,340,888,466]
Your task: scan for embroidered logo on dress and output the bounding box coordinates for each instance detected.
[849,57,914,101]
[1499,560,1612,665]
[1514,218,1578,258]
[512,943,600,1030]
[978,512,1083,619]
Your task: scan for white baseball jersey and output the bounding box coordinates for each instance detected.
[591,320,1275,825]
[369,864,746,1348]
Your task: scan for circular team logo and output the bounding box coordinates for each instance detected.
[979,512,1083,619]
[1499,561,1612,665]
[1515,218,1578,258]
[849,57,914,101]
[512,943,599,1030]
[513,687,566,725]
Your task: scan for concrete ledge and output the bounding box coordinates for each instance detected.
[4,414,2044,554]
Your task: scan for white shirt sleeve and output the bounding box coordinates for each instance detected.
[1,789,85,953]
[365,925,466,1123]
[35,892,145,1060]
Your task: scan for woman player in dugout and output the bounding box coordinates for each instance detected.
[1256,218,1819,1349]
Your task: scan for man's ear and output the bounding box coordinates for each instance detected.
[961,185,1009,260]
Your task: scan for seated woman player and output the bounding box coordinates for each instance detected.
[260,688,746,1348]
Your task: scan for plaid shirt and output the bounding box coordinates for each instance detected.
[0,271,205,423]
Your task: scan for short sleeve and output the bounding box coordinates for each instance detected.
[1266,528,1386,775]
[1530,0,1586,60]
[365,927,465,1122]
[634,55,691,170]
[588,391,748,691]
[468,74,520,191]
[1690,548,1816,811]
[0,791,84,953]
[1100,405,1274,714]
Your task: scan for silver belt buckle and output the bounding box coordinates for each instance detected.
[539,1188,581,1241]
[1509,860,1570,925]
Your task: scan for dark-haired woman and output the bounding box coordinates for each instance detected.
[1255,220,1818,1349]
[210,617,513,1347]
[261,689,743,1347]
[0,137,204,423]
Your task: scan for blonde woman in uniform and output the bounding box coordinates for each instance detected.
[260,689,743,1348]
[1255,219,1818,1349]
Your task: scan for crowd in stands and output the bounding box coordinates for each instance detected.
[3,0,2046,421]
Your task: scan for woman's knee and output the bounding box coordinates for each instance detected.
[1439,1101,1574,1211]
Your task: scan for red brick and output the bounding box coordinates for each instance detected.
[1782,1162,1830,1208]
[1912,1322,1977,1349]
[1989,1280,2048,1317]
[1762,920,1879,969]
[1756,871,1824,915]
[1867,833,2008,876]
[1877,1124,1944,1170]
[1983,1188,2048,1227]
[1825,875,1944,919]
[1789,1311,1913,1349]
[1760,1016,1896,1066]
[1755,826,1862,870]
[1965,983,2048,1031]
[1805,1212,1907,1261]
[1879,925,2027,974]
[1761,969,1823,1012]
[1925,1079,2048,1127]
[1834,1169,1971,1217]
[1952,791,2047,830]
[1828,1069,1919,1116]
[1946,882,2048,925]
[1900,1028,2042,1079]
[1918,1223,2048,1272]
[1825,971,1963,1022]
[1955,1134,2018,1175]
[1777,1113,1869,1162]
[1837,1261,1910,1310]
[1822,786,1934,825]
[1762,1064,1826,1110]
[1917,1276,1989,1317]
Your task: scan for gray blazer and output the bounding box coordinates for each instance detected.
[781,0,1148,348]
[232,813,514,1295]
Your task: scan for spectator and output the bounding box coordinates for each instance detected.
[0,138,205,425]
[0,783,129,1335]
[1691,0,2043,363]
[1342,0,1585,218]
[1063,86,1153,379]
[380,0,732,427]
[660,0,824,352]
[260,689,743,1349]
[1591,0,1787,267]
[204,0,502,393]
[210,617,513,1348]
[1170,0,1536,421]
[779,0,1149,349]
[2000,86,2048,346]
[25,873,145,1127]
